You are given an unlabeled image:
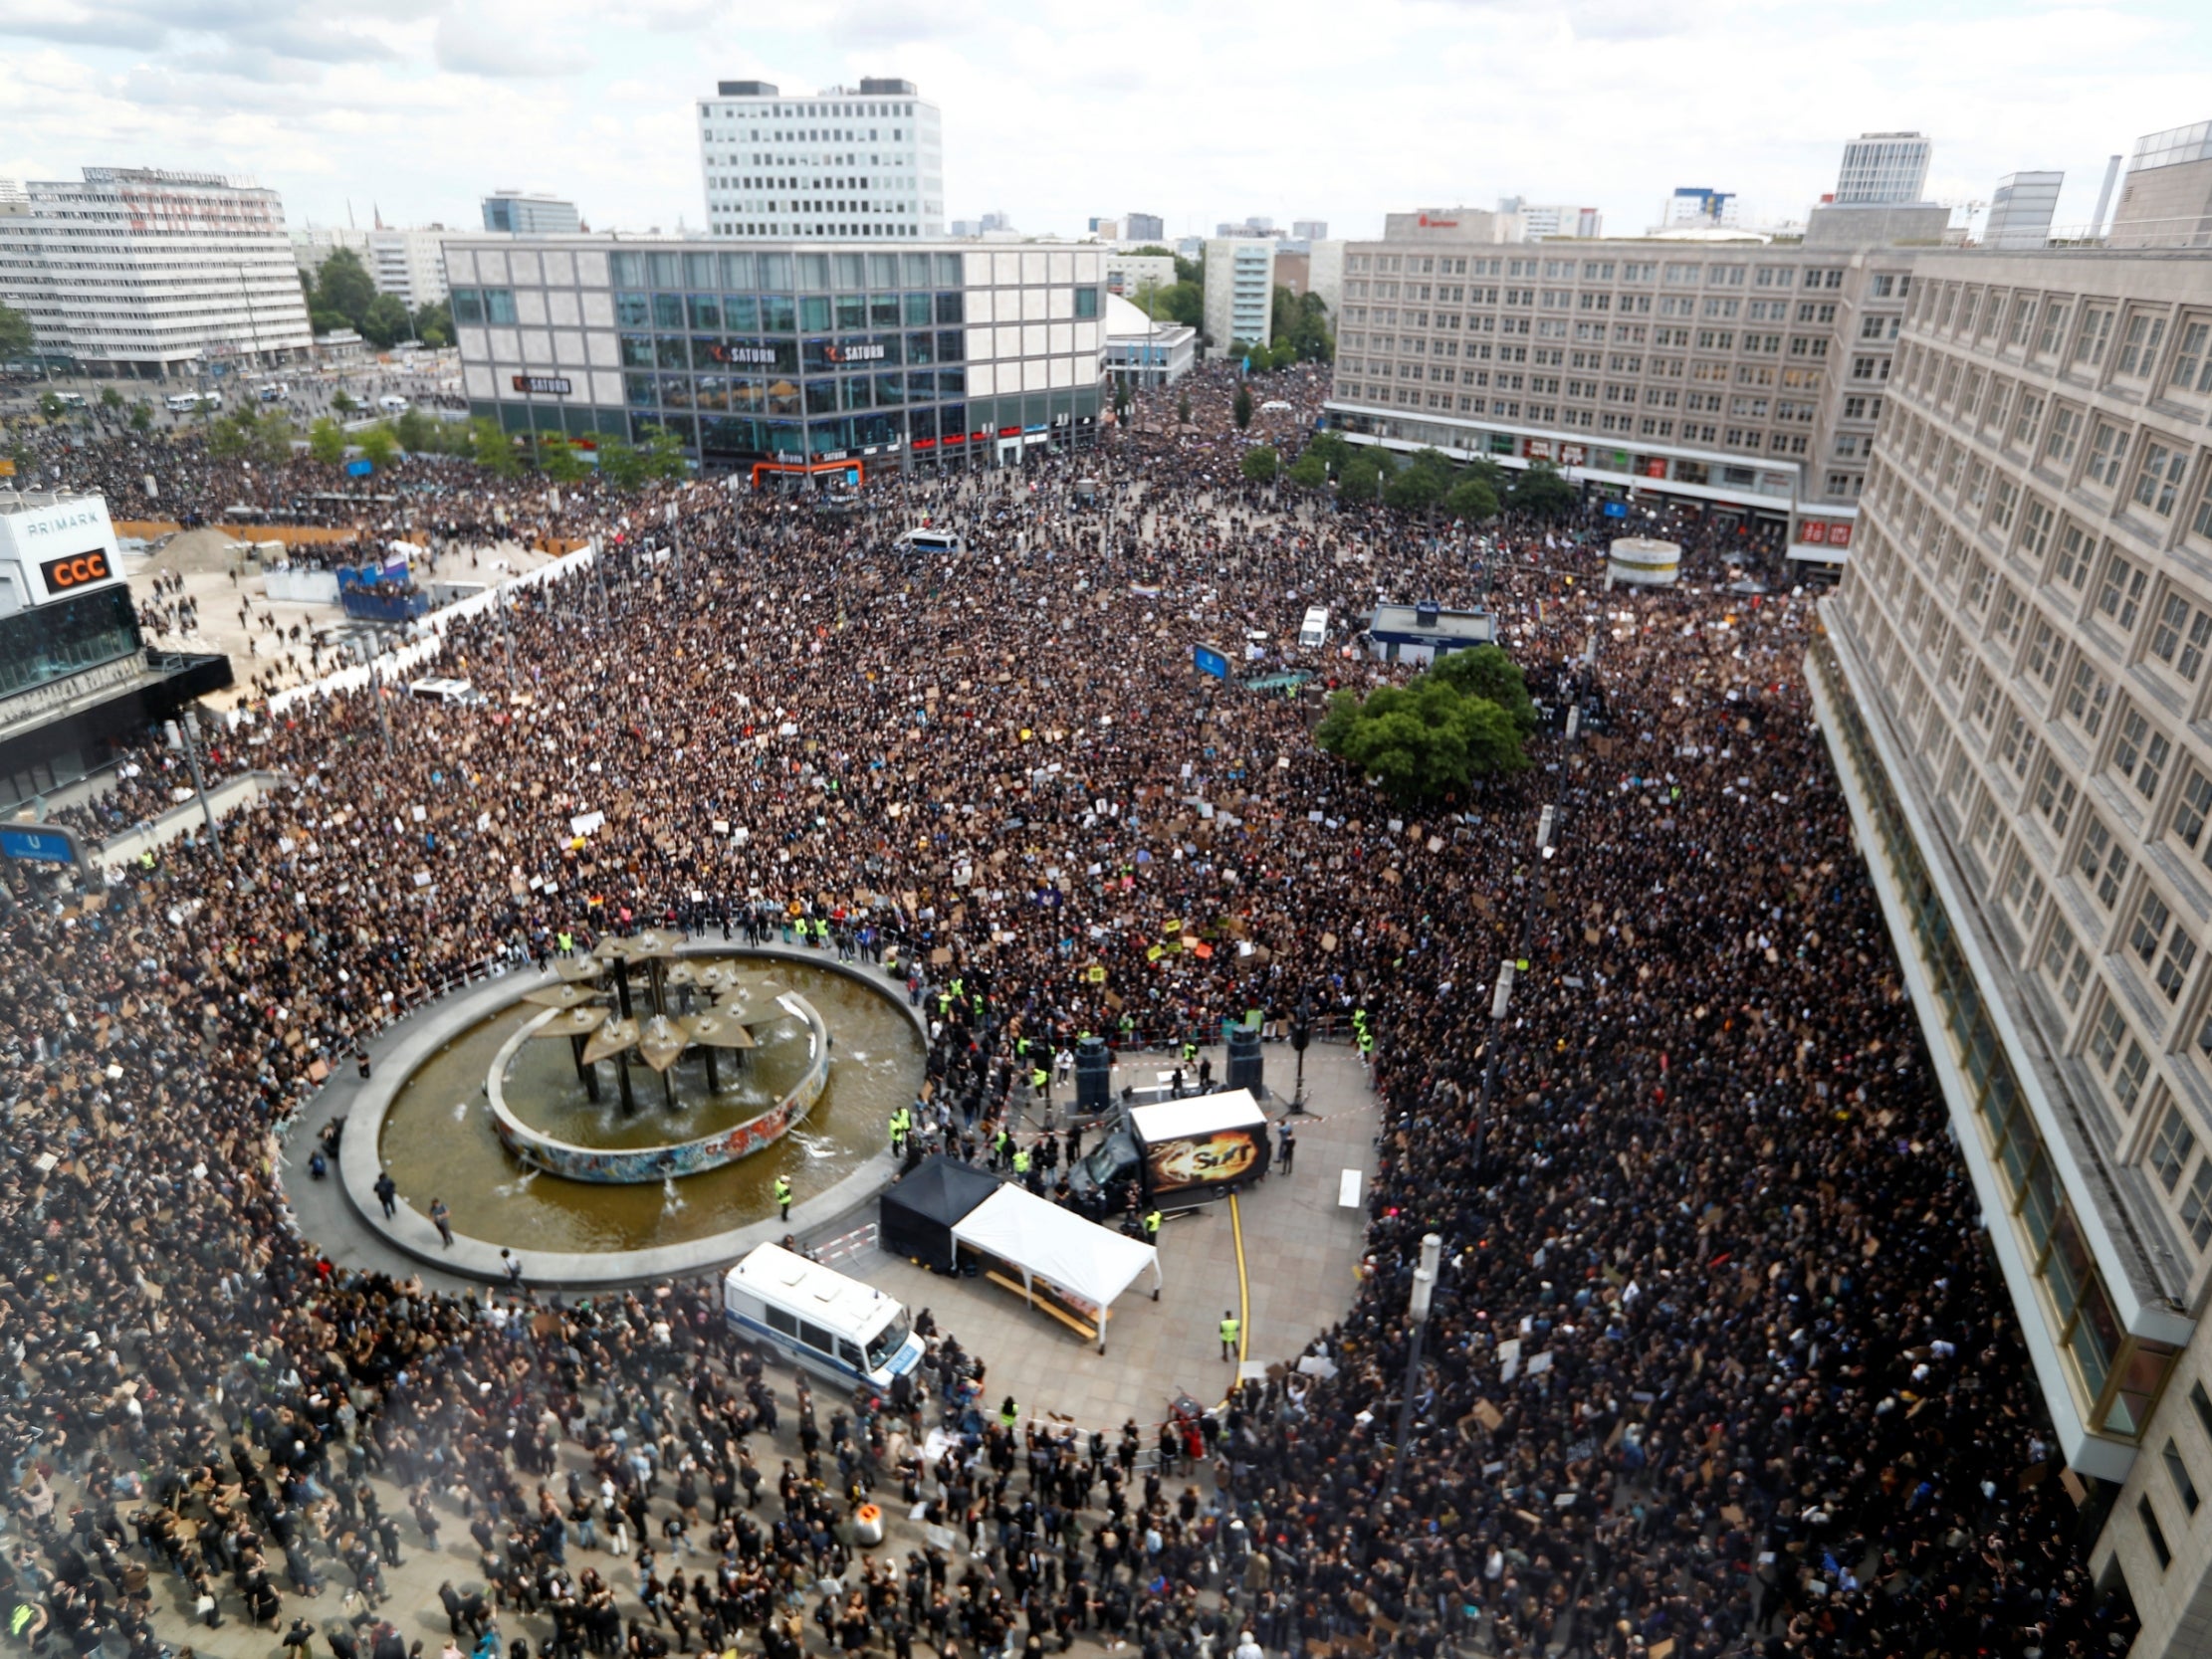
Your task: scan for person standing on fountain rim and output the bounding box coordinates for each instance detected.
[429,1196,454,1246]
[774,1174,792,1220]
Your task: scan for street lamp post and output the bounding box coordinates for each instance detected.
[174,705,226,870]
[1385,1232,1443,1500]
[1472,805,1556,1169]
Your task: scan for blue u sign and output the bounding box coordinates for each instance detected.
[1193,645,1229,680]
[0,826,78,866]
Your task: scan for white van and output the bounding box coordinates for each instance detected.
[406,677,484,706]
[723,1243,922,1391]
[1298,605,1330,650]
[378,395,409,413]
[893,527,962,558]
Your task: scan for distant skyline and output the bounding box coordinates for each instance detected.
[2,0,2209,244]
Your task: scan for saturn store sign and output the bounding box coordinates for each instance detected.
[511,374,572,396]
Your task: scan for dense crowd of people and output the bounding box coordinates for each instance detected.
[0,362,2136,1659]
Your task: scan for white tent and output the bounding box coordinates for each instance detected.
[951,1184,1163,1352]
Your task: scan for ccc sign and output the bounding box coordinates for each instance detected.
[40,549,111,593]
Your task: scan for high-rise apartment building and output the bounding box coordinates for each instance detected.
[1202,238,1275,354]
[698,79,943,241]
[1662,188,1739,229]
[1808,243,2212,1658]
[0,167,312,375]
[1835,131,1933,205]
[482,191,582,236]
[1985,171,2065,250]
[1326,215,1915,534]
[1292,220,1329,243]
[2109,121,2212,249]
[1124,212,1165,243]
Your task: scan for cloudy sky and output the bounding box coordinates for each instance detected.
[1,0,2206,242]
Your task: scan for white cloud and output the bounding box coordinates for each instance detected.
[0,0,2202,242]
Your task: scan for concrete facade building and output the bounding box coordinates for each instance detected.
[2110,122,2212,250]
[0,167,312,376]
[446,238,1106,475]
[699,79,943,242]
[1202,238,1274,355]
[1326,217,1918,539]
[1104,292,1195,388]
[1103,253,1176,301]
[1123,212,1165,243]
[367,228,471,310]
[1835,131,1933,205]
[1291,220,1328,243]
[1987,171,2066,250]
[482,191,582,236]
[1807,244,2212,1657]
[1501,198,1604,239]
[1662,188,1738,229]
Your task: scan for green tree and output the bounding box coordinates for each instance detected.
[468,417,518,477]
[1270,287,1335,363]
[1385,466,1444,514]
[1286,450,1329,490]
[0,300,34,360]
[393,408,435,454]
[314,249,377,328]
[1176,392,1191,426]
[1443,475,1500,522]
[98,386,123,412]
[638,424,690,481]
[1112,379,1131,423]
[37,391,62,420]
[250,410,297,466]
[1172,253,1202,286]
[1315,673,1528,802]
[310,309,353,338]
[1304,430,1352,475]
[1239,444,1278,484]
[1338,456,1383,506]
[355,423,400,467]
[538,434,587,484]
[206,411,254,461]
[1509,461,1576,518]
[412,301,452,348]
[332,389,358,415]
[308,416,347,466]
[359,294,413,348]
[128,400,153,434]
[1232,384,1252,429]
[1428,643,1539,735]
[596,435,648,492]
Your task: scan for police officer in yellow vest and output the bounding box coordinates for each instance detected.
[998,1396,1019,1431]
[1011,1143,1030,1178]
[557,929,574,954]
[1143,1208,1162,1243]
[774,1175,793,1220]
[1030,1063,1049,1101]
[1218,1310,1240,1361]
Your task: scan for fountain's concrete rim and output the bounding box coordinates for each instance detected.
[336,943,924,1289]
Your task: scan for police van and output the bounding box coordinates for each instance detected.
[1298,606,1330,650]
[892,527,962,558]
[722,1243,922,1391]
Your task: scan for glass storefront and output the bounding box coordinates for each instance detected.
[458,249,1102,467]
[1810,630,2181,1443]
[0,585,140,704]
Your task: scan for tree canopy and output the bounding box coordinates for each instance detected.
[1270,288,1334,363]
[1427,643,1539,734]
[1239,445,1278,484]
[0,300,34,360]
[1315,656,1532,802]
[1509,461,1576,518]
[1232,384,1253,429]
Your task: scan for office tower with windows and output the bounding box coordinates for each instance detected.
[699,79,944,240]
[1836,131,1933,205]
[1809,244,2212,1656]
[447,238,1105,474]
[482,191,581,236]
[0,166,312,374]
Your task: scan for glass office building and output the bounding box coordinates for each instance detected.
[448,240,1109,475]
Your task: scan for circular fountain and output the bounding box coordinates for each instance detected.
[350,939,926,1281]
